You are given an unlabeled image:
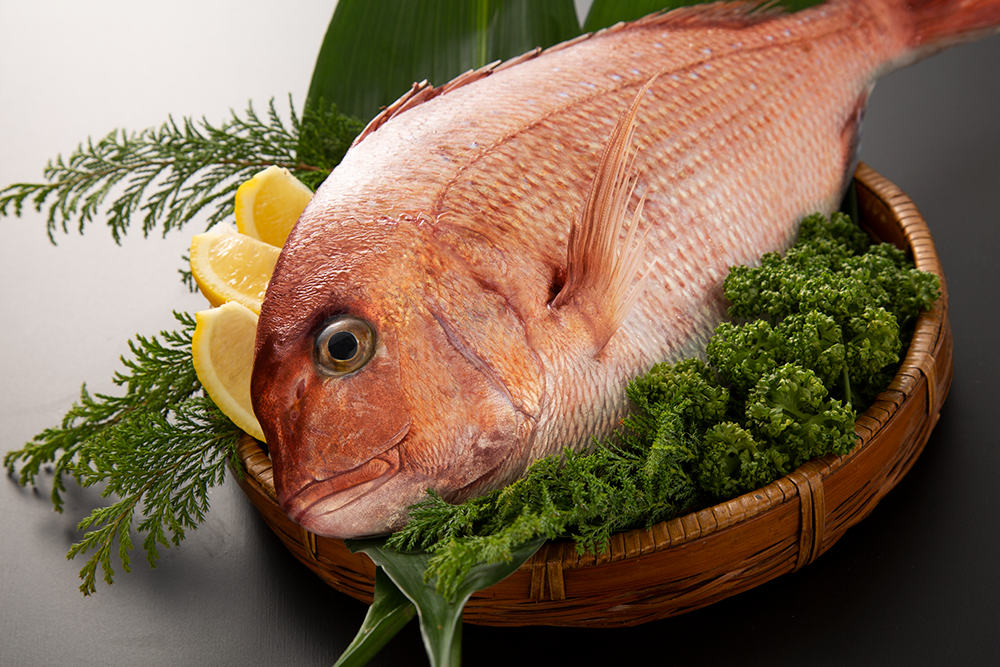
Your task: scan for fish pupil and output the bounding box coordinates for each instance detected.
[328,331,359,361]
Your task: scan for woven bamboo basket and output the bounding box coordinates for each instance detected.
[233,162,952,628]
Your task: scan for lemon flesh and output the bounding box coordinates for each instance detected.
[190,232,279,314]
[192,302,264,442]
[234,165,313,248]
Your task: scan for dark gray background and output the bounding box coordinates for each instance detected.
[2,2,998,665]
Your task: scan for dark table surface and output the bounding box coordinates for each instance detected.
[2,3,998,666]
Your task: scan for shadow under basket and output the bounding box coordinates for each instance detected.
[233,162,953,628]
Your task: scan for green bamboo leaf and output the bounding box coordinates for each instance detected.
[348,537,545,667]
[582,0,825,33]
[305,0,580,123]
[583,0,705,32]
[332,568,417,667]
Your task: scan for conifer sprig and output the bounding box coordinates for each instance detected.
[0,97,362,243]
[385,439,696,601]
[69,395,242,595]
[4,312,245,595]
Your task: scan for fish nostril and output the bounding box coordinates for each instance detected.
[295,379,307,400]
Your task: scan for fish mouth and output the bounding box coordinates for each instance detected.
[283,445,402,535]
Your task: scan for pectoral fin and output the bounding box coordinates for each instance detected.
[550,78,654,353]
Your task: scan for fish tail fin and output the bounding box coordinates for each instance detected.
[889,0,1000,66]
[909,0,1000,44]
[550,78,654,353]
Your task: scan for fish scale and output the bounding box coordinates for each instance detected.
[251,0,1000,538]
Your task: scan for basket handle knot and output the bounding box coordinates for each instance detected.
[789,463,827,570]
[529,543,567,601]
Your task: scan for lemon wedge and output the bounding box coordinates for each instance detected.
[192,301,264,442]
[234,165,313,247]
[189,232,280,314]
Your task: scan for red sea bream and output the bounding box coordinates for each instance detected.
[250,0,1000,537]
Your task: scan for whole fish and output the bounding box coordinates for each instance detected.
[251,0,1000,538]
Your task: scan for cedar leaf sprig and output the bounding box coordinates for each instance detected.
[0,97,362,243]
[386,440,696,601]
[4,312,245,595]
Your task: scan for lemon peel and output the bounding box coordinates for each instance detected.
[234,165,313,247]
[192,302,264,442]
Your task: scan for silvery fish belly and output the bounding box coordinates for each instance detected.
[250,0,1000,538]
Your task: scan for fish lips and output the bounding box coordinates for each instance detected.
[255,333,416,537]
[273,402,535,540]
[261,374,534,540]
[281,421,410,537]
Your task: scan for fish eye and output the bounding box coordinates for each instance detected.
[314,316,375,376]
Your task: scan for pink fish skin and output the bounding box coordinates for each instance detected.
[251,0,1000,538]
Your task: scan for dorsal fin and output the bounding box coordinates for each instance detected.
[351,2,776,147]
[549,78,654,353]
[352,49,545,147]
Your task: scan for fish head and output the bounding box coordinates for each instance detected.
[250,211,541,539]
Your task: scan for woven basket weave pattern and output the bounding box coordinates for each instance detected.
[233,163,952,627]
